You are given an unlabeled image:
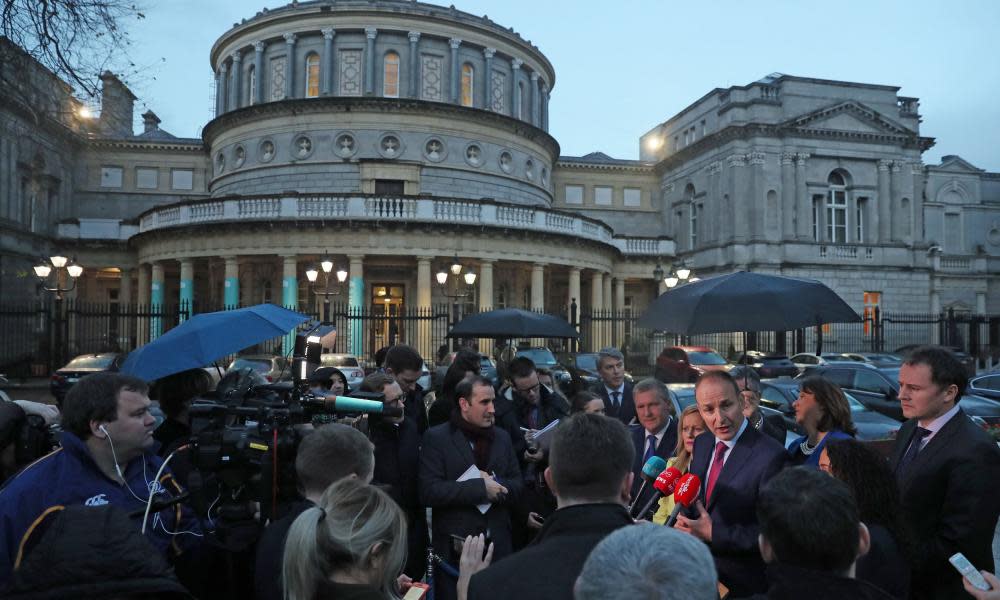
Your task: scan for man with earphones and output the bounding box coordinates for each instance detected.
[0,372,201,587]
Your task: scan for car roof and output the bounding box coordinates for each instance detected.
[670,346,716,352]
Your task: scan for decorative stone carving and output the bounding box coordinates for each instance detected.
[321,28,335,40]
[334,133,357,158]
[878,159,893,171]
[727,154,746,168]
[365,27,378,39]
[490,70,506,113]
[747,151,766,166]
[423,137,447,162]
[339,49,362,96]
[233,145,246,168]
[498,150,513,173]
[511,58,523,71]
[911,161,924,175]
[483,47,496,59]
[292,135,313,159]
[377,133,403,159]
[708,161,722,174]
[283,32,296,45]
[408,31,421,43]
[421,54,443,101]
[541,166,549,186]
[796,153,810,166]
[259,139,275,162]
[215,152,225,174]
[269,57,285,101]
[464,143,483,167]
[448,38,462,49]
[254,40,265,53]
[525,158,535,180]
[891,160,903,172]
[781,152,796,166]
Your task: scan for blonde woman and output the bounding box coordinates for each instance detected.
[652,405,706,524]
[283,478,408,600]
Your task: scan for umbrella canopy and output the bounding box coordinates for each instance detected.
[637,271,861,335]
[120,303,310,381]
[447,308,579,339]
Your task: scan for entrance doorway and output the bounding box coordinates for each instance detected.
[371,284,405,348]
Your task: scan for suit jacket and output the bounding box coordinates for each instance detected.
[418,422,523,564]
[629,419,678,518]
[494,385,569,475]
[688,424,786,597]
[467,503,633,600]
[758,410,787,447]
[592,381,636,425]
[888,409,1000,600]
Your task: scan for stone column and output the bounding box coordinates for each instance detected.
[795,153,811,240]
[179,259,194,321]
[530,72,540,126]
[119,268,133,306]
[417,257,432,360]
[348,255,365,356]
[615,277,626,350]
[218,62,229,114]
[730,153,748,242]
[877,159,891,243]
[214,71,222,115]
[364,27,377,96]
[283,33,296,99]
[229,51,242,110]
[531,263,545,311]
[479,260,494,311]
[150,262,164,341]
[568,267,581,329]
[930,288,941,344]
[747,150,765,239]
[781,152,795,239]
[282,256,298,353]
[253,41,265,104]
[890,160,905,242]
[541,81,549,130]
[912,162,925,245]
[136,264,150,346]
[118,268,133,349]
[510,58,522,118]
[408,32,421,98]
[321,29,335,95]
[591,271,603,348]
[483,48,495,110]
[224,256,240,308]
[603,273,613,347]
[449,38,461,103]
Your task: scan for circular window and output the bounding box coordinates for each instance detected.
[258,139,276,163]
[233,145,246,168]
[525,158,535,180]
[423,137,447,162]
[499,150,514,173]
[464,143,484,167]
[291,135,313,159]
[215,152,225,174]
[334,132,358,159]
[377,133,404,159]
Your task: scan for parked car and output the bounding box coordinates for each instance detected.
[850,353,904,368]
[319,353,366,390]
[434,352,499,390]
[514,347,571,387]
[51,352,127,406]
[790,352,873,373]
[969,374,1000,401]
[655,346,732,383]
[893,344,976,378]
[796,364,1000,427]
[732,351,798,378]
[562,352,634,387]
[666,383,795,447]
[759,379,900,441]
[226,355,291,383]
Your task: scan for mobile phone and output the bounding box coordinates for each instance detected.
[949,552,991,591]
[402,582,430,600]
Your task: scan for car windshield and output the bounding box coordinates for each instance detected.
[576,354,598,371]
[517,348,558,366]
[688,351,727,365]
[673,388,697,409]
[64,355,116,369]
[230,359,272,373]
[323,355,359,367]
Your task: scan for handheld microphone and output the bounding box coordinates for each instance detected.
[628,456,668,515]
[665,473,702,527]
[323,395,404,418]
[635,466,682,520]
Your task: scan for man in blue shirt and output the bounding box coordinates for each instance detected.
[0,372,199,586]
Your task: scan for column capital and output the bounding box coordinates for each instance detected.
[747,151,766,166]
[532,262,547,269]
[796,153,810,166]
[408,31,421,43]
[219,62,229,73]
[254,40,265,52]
[230,50,242,63]
[483,47,496,59]
[479,258,496,265]
[727,153,746,168]
[781,152,796,165]
[365,27,378,39]
[891,160,903,172]
[448,37,462,49]
[911,161,924,175]
[510,57,523,70]
[347,254,366,262]
[283,32,297,45]
[878,159,893,171]
[416,256,432,265]
[321,27,335,40]
[569,266,581,274]
[529,71,539,82]
[540,80,548,93]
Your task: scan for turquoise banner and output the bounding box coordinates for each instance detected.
[179,279,194,322]
[349,275,364,356]
[282,276,298,355]
[224,277,239,308]
[150,280,164,340]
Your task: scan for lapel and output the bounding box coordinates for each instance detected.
[899,409,967,487]
[706,426,757,512]
[889,419,917,470]
[657,418,678,458]
[449,426,477,471]
[690,432,713,497]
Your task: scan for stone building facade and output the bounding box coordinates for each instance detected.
[1,1,998,361]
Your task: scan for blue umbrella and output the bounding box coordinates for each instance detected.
[120,303,311,382]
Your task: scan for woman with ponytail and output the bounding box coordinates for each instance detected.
[283,478,408,600]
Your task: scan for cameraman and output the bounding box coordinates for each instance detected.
[0,372,200,587]
[253,423,375,600]
[0,398,59,484]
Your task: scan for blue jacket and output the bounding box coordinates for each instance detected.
[786,429,853,467]
[0,431,199,586]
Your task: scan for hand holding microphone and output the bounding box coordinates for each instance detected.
[628,456,668,516]
[634,466,682,521]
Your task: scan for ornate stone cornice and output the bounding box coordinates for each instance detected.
[86,138,206,153]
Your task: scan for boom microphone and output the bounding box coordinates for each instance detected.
[628,456,668,515]
[635,467,682,520]
[665,473,702,527]
[321,395,404,418]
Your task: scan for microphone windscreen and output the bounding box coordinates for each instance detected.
[330,395,402,417]
[674,473,702,506]
[641,456,668,479]
[652,466,683,495]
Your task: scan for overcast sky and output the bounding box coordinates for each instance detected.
[124,0,1000,170]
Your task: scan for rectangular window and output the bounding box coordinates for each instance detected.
[826,189,847,243]
[856,197,867,242]
[100,166,123,188]
[863,291,881,336]
[701,119,706,137]
[690,203,699,248]
[136,167,158,190]
[594,186,613,206]
[812,198,819,242]
[944,213,961,252]
[171,169,194,190]
[374,179,405,195]
[564,185,584,205]
[623,188,641,207]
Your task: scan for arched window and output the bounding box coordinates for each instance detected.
[383,51,400,98]
[826,171,848,243]
[461,64,474,107]
[305,53,320,98]
[248,64,257,105]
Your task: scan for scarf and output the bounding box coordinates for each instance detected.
[450,410,495,471]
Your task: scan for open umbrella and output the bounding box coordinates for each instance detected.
[120,303,311,382]
[447,308,579,339]
[638,271,861,339]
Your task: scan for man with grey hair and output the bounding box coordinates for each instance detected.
[728,365,786,445]
[575,523,718,600]
[629,378,677,517]
[591,347,635,425]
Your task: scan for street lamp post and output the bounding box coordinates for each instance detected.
[34,255,84,372]
[436,255,477,350]
[305,254,348,323]
[653,260,697,345]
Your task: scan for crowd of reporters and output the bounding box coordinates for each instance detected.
[0,342,998,600]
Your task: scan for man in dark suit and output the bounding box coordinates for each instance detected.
[419,376,522,600]
[629,378,678,518]
[590,347,636,425]
[468,413,636,600]
[730,366,786,446]
[384,344,430,434]
[675,370,786,597]
[889,346,1000,600]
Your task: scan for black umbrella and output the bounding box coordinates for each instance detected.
[447,308,579,339]
[637,272,861,351]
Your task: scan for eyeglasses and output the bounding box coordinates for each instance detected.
[515,383,540,395]
[385,395,406,407]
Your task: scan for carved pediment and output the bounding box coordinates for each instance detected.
[782,101,917,137]
[935,155,983,174]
